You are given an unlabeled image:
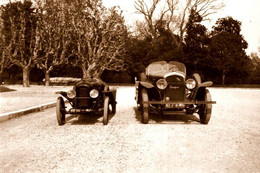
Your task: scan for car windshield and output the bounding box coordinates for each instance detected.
[146,61,186,77]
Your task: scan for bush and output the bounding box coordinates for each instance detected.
[43,77,81,85]
[101,71,132,83]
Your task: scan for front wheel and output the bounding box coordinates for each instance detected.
[198,89,212,124]
[56,97,65,125]
[112,101,116,114]
[103,96,109,125]
[141,89,149,124]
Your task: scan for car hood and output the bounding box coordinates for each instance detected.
[75,78,106,88]
[146,61,186,78]
[149,71,185,79]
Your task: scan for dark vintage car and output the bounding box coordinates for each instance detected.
[135,61,216,124]
[56,77,116,125]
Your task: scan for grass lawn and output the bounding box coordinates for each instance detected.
[0,85,71,114]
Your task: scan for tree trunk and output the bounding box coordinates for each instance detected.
[81,63,103,79]
[222,69,226,85]
[87,65,103,79]
[81,63,88,79]
[86,63,96,78]
[45,71,50,86]
[22,67,30,87]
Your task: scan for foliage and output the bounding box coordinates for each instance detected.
[184,9,210,73]
[33,0,73,86]
[42,77,81,86]
[1,0,36,87]
[134,0,224,54]
[0,7,7,74]
[1,0,259,85]
[66,0,129,78]
[209,17,249,84]
[127,23,182,80]
[250,52,260,84]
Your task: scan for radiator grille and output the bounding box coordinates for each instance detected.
[75,86,91,108]
[165,75,185,101]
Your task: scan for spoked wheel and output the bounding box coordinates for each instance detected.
[103,96,109,125]
[141,89,149,124]
[56,97,65,125]
[198,89,212,124]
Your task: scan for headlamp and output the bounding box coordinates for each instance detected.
[186,79,196,89]
[67,90,76,99]
[89,89,99,98]
[156,79,168,90]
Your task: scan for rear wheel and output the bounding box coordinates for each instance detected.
[198,89,212,124]
[103,96,109,125]
[56,97,65,125]
[141,89,149,124]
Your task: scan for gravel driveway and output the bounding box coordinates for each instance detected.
[0,86,260,172]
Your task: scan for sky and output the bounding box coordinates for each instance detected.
[102,0,260,55]
[1,0,259,55]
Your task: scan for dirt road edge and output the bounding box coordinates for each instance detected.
[0,101,56,123]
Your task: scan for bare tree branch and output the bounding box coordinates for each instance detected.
[134,0,224,53]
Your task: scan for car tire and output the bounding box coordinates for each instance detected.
[141,89,149,124]
[103,96,109,125]
[56,97,65,125]
[199,89,212,124]
[112,101,116,114]
[137,103,141,110]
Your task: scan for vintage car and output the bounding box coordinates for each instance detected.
[56,77,116,125]
[135,61,216,124]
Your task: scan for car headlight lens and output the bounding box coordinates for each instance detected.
[89,89,99,98]
[186,79,196,89]
[67,90,76,99]
[156,79,168,90]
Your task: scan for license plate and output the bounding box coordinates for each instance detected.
[165,104,175,108]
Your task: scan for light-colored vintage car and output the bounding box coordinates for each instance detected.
[135,61,216,124]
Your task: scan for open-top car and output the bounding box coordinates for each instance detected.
[135,61,216,124]
[56,77,116,125]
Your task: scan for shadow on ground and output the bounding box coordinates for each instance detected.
[133,107,201,124]
[66,112,116,125]
[0,86,16,93]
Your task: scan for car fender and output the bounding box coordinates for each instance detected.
[191,81,213,100]
[103,90,117,101]
[199,81,213,88]
[140,81,155,89]
[56,91,69,100]
[193,73,201,85]
[136,81,159,104]
[103,85,117,102]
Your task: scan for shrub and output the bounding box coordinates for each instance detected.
[43,77,81,85]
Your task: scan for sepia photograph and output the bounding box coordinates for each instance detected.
[0,0,260,172]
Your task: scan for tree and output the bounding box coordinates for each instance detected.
[68,0,128,78]
[1,1,36,87]
[126,21,182,81]
[209,17,248,84]
[0,7,8,74]
[135,0,224,55]
[250,52,260,84]
[184,9,209,72]
[34,0,72,86]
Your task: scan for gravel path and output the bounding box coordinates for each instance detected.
[0,87,260,172]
